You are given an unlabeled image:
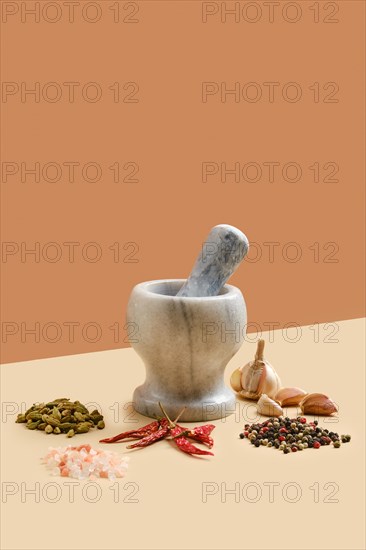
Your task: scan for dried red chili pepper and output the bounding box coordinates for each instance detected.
[99,418,165,444]
[171,426,214,456]
[182,424,215,448]
[126,425,170,449]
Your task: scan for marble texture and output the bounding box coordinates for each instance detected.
[177,224,249,297]
[127,279,247,421]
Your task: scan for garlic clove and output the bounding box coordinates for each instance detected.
[275,387,308,407]
[300,393,338,416]
[239,340,281,400]
[230,368,242,393]
[257,394,283,417]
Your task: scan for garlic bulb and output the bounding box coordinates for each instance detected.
[230,340,281,400]
[275,387,307,407]
[257,394,283,417]
[300,393,338,416]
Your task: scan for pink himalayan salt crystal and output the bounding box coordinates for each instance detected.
[42,445,129,480]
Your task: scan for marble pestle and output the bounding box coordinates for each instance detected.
[177,224,249,298]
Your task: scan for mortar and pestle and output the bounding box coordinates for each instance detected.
[127,224,249,421]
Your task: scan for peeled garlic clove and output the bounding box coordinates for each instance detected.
[239,340,281,400]
[300,393,338,416]
[230,368,242,393]
[275,387,308,407]
[257,394,283,417]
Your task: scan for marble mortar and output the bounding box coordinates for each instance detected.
[127,279,246,421]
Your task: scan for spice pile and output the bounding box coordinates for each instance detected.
[42,444,129,480]
[240,416,351,453]
[16,398,105,437]
[101,403,215,457]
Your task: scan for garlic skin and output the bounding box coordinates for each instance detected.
[230,340,281,400]
[275,387,308,407]
[300,393,338,416]
[257,394,283,417]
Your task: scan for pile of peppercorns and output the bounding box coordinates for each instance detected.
[239,416,351,454]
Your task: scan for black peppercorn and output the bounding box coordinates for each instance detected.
[239,433,245,439]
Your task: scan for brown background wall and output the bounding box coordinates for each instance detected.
[1,0,365,364]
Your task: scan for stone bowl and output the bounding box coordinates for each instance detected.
[127,279,246,421]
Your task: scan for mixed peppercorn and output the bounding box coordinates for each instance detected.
[239,416,351,453]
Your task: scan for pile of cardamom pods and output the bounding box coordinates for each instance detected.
[16,398,105,438]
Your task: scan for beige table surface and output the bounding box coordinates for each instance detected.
[1,319,365,550]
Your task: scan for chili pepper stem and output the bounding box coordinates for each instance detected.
[158,402,175,428]
[171,430,189,439]
[173,407,186,424]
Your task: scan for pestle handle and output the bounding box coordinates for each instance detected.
[177,224,249,297]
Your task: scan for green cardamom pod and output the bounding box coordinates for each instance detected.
[52,407,61,421]
[67,429,75,438]
[16,414,26,423]
[74,405,89,414]
[60,423,74,431]
[53,427,61,434]
[74,412,85,422]
[75,422,90,433]
[42,414,61,427]
[27,420,41,430]
[91,414,104,424]
[45,425,53,434]
[57,402,75,410]
[45,402,60,408]
[37,423,47,430]
[26,412,43,421]
[24,406,35,417]
[97,420,105,429]
[61,415,72,423]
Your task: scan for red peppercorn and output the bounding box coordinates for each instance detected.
[279,428,287,433]
[244,431,249,437]
[291,447,298,452]
[300,417,307,424]
[313,441,321,449]
[262,427,269,433]
[278,436,286,442]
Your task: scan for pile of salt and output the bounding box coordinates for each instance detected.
[42,444,129,480]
